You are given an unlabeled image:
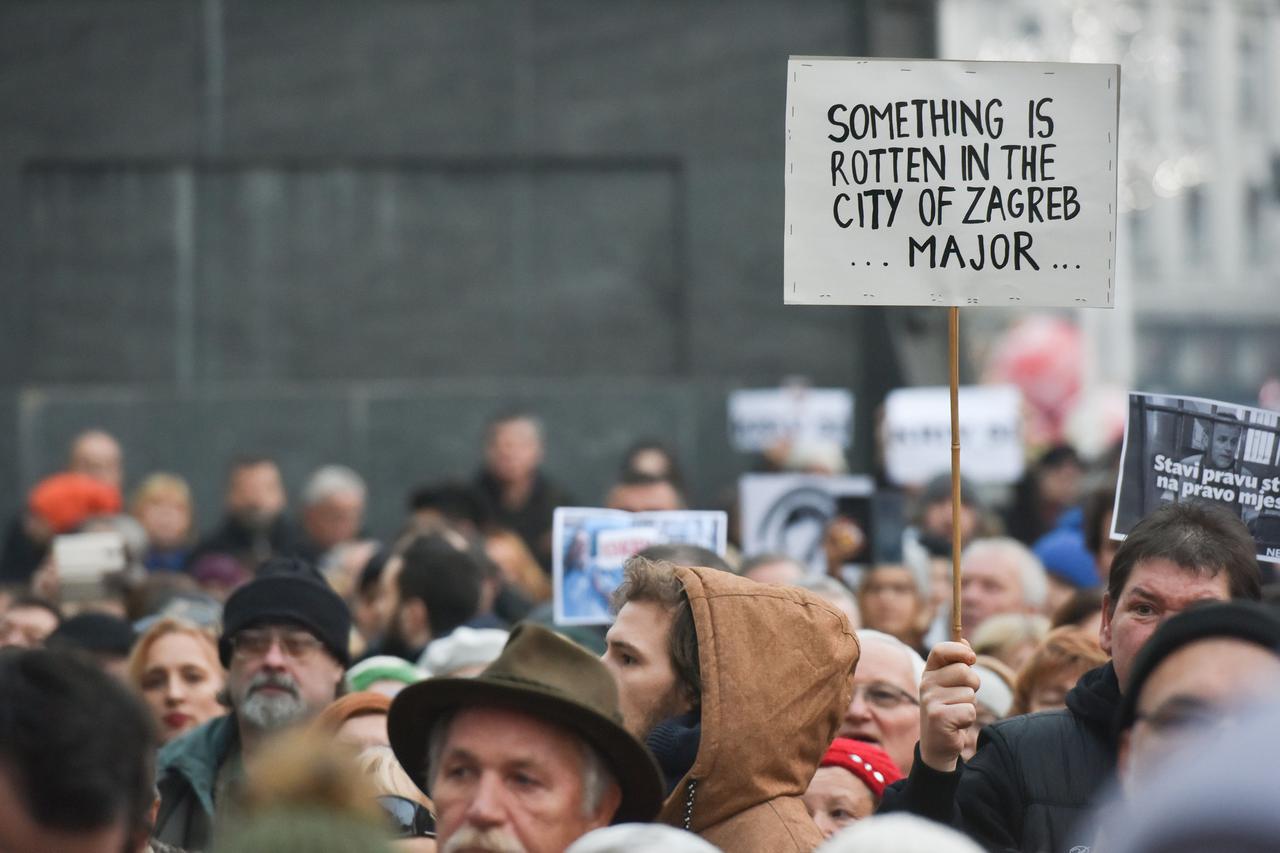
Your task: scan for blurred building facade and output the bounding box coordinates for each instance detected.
[940,0,1280,406]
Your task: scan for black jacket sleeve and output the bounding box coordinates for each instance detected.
[877,734,1022,852]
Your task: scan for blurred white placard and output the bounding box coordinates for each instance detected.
[784,57,1119,307]
[728,387,853,451]
[885,385,1024,486]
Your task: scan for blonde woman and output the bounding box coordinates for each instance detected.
[127,618,226,744]
[130,473,196,572]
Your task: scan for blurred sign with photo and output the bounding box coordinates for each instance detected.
[553,507,728,626]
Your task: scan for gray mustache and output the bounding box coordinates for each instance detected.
[248,672,299,697]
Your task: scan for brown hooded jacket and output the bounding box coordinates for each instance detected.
[656,566,859,851]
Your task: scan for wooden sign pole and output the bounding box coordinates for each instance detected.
[950,306,964,642]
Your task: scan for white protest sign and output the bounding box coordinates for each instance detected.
[728,387,854,451]
[884,385,1024,486]
[784,57,1119,307]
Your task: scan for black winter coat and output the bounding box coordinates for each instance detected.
[880,662,1120,853]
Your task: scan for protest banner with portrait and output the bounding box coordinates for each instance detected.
[552,507,728,626]
[784,57,1120,307]
[1112,393,1280,565]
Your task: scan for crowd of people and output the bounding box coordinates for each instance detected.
[2,410,1280,853]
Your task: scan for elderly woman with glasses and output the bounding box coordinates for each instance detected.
[836,629,925,775]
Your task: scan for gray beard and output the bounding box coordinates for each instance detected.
[239,688,308,730]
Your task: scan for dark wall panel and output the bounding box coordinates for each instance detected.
[528,1,853,158]
[220,2,521,156]
[20,167,182,383]
[1,0,938,534]
[191,163,681,382]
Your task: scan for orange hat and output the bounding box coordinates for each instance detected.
[28,473,122,533]
[311,691,393,734]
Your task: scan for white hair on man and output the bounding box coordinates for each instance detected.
[817,813,984,853]
[961,537,1049,610]
[795,575,856,605]
[856,628,926,687]
[425,711,616,818]
[566,824,720,853]
[796,575,861,629]
[301,465,367,507]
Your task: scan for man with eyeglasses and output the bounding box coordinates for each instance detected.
[836,630,924,776]
[879,502,1262,853]
[153,557,351,851]
[1115,600,1280,795]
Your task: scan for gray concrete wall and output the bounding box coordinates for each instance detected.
[0,0,937,535]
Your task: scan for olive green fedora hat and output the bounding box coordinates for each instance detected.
[387,622,664,824]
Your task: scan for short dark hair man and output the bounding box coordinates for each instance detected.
[0,648,156,853]
[153,558,351,851]
[606,471,685,513]
[188,455,302,572]
[388,623,663,852]
[603,557,858,851]
[370,532,483,663]
[881,501,1262,852]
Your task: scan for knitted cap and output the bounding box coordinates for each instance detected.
[47,611,136,657]
[419,626,510,677]
[219,557,351,667]
[1032,511,1099,589]
[1118,601,1280,732]
[819,737,904,800]
[345,655,426,694]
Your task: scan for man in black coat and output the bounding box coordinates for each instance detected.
[880,502,1262,853]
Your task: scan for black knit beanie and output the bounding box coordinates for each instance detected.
[1117,600,1280,732]
[48,612,136,657]
[218,556,351,667]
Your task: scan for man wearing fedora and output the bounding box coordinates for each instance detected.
[389,622,664,853]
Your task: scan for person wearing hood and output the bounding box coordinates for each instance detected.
[880,501,1262,853]
[602,556,858,851]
